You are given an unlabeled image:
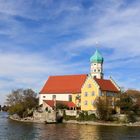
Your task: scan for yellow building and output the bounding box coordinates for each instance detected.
[81,75,120,112]
[39,50,120,112]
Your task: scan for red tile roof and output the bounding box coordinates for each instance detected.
[43,100,76,108]
[40,74,87,94]
[94,78,119,92]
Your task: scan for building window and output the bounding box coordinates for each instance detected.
[94,69,96,72]
[84,92,88,97]
[88,84,91,88]
[94,76,96,78]
[69,95,72,101]
[99,91,102,96]
[94,63,96,65]
[98,69,100,72]
[84,100,88,105]
[43,96,46,98]
[112,102,114,106]
[107,92,114,97]
[52,95,56,100]
[91,91,95,96]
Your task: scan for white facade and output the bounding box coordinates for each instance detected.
[90,62,103,79]
[39,93,72,105]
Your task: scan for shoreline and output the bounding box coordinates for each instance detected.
[9,115,140,127]
[9,116,44,123]
[63,120,140,127]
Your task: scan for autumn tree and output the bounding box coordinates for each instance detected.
[6,89,38,118]
[117,89,140,114]
[95,97,112,121]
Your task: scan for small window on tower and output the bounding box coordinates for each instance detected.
[94,69,96,72]
[98,69,100,72]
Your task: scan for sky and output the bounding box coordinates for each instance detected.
[0,0,140,105]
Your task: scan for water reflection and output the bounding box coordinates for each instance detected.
[1,112,140,140]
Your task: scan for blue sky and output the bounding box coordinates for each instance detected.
[0,0,140,105]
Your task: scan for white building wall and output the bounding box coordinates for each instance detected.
[39,93,72,105]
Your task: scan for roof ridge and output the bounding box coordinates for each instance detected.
[49,74,87,77]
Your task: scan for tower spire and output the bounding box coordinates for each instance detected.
[90,44,104,79]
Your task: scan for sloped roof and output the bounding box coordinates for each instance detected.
[40,74,87,94]
[94,78,119,92]
[43,100,76,108]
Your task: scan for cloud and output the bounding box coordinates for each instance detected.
[0,0,140,104]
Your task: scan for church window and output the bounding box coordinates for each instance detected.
[84,92,88,97]
[88,84,91,88]
[91,100,95,105]
[84,100,88,105]
[52,95,56,100]
[91,91,95,96]
[99,91,102,96]
[69,95,72,101]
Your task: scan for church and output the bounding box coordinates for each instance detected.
[39,50,120,112]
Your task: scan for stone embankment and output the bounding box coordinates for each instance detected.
[63,120,140,127]
[9,115,140,127]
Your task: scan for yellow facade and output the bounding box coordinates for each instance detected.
[72,93,81,107]
[81,76,120,112]
[81,76,99,111]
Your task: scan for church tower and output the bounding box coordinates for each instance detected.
[90,50,104,79]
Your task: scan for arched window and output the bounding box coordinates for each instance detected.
[69,95,72,101]
[52,95,56,100]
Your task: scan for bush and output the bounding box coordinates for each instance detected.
[56,103,68,110]
[77,111,97,121]
[64,115,76,121]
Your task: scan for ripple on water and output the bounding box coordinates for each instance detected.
[1,112,140,140]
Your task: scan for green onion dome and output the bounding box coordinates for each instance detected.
[90,50,104,63]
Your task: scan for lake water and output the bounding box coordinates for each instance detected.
[1,112,140,140]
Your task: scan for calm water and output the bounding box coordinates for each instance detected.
[1,112,140,140]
